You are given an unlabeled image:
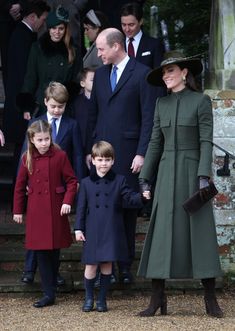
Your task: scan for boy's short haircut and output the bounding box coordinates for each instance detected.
[79,67,96,83]
[44,81,69,103]
[91,141,115,159]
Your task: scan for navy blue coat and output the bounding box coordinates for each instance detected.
[87,57,157,190]
[21,114,84,181]
[74,170,143,264]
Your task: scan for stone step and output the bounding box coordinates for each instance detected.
[0,270,224,294]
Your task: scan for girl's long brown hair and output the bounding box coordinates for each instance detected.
[25,120,53,174]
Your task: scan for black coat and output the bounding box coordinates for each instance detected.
[74,170,143,264]
[135,33,164,69]
[3,22,37,143]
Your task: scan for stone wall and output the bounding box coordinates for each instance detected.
[206,89,235,278]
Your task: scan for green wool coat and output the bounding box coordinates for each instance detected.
[21,39,80,115]
[138,88,222,280]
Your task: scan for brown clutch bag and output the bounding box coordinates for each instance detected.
[182,182,218,216]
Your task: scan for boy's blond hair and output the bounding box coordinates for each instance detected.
[44,81,69,103]
[91,141,115,159]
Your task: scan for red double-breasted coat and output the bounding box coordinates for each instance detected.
[13,146,77,250]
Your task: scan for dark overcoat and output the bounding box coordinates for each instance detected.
[87,57,156,190]
[21,33,81,115]
[3,22,37,142]
[138,88,222,279]
[74,170,143,264]
[21,114,84,181]
[13,147,77,250]
[129,33,164,70]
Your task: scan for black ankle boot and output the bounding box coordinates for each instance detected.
[201,278,223,318]
[138,279,167,317]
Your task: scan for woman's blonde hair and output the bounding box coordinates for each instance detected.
[25,120,54,174]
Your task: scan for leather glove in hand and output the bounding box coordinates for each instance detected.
[199,176,210,202]
[139,178,151,202]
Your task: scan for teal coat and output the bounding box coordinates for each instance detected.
[138,88,222,279]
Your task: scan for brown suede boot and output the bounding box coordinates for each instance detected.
[201,278,223,318]
[138,279,167,317]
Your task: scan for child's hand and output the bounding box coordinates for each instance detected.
[142,191,151,200]
[60,204,71,215]
[75,230,86,241]
[13,214,23,224]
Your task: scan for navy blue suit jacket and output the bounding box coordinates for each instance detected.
[87,57,156,190]
[21,114,84,181]
[135,33,164,69]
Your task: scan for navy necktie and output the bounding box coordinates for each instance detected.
[110,65,118,91]
[128,37,135,57]
[51,117,57,142]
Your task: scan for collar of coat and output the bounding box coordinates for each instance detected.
[90,168,116,182]
[39,32,68,57]
[32,145,56,158]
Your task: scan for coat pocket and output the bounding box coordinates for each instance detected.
[56,186,66,193]
[160,118,171,128]
[178,117,197,126]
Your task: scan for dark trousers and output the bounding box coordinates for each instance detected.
[24,249,61,274]
[25,250,37,273]
[36,249,60,299]
[118,208,138,271]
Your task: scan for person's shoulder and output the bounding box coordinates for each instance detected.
[130,57,151,72]
[141,33,159,42]
[53,146,66,157]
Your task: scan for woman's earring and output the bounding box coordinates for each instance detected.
[182,76,186,84]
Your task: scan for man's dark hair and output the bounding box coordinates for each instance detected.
[23,0,50,18]
[120,2,143,21]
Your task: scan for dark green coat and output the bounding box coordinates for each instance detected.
[21,33,81,115]
[138,88,222,279]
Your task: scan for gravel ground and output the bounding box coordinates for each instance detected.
[0,292,234,331]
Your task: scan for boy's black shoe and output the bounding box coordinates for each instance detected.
[33,296,55,308]
[57,274,65,286]
[119,270,133,284]
[21,271,34,284]
[110,273,117,284]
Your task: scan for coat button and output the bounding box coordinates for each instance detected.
[45,190,48,194]
[105,205,108,208]
[105,181,108,184]
[96,193,99,196]
[96,182,99,185]
[105,193,108,196]
[36,179,40,183]
[96,205,99,208]
[38,191,41,194]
